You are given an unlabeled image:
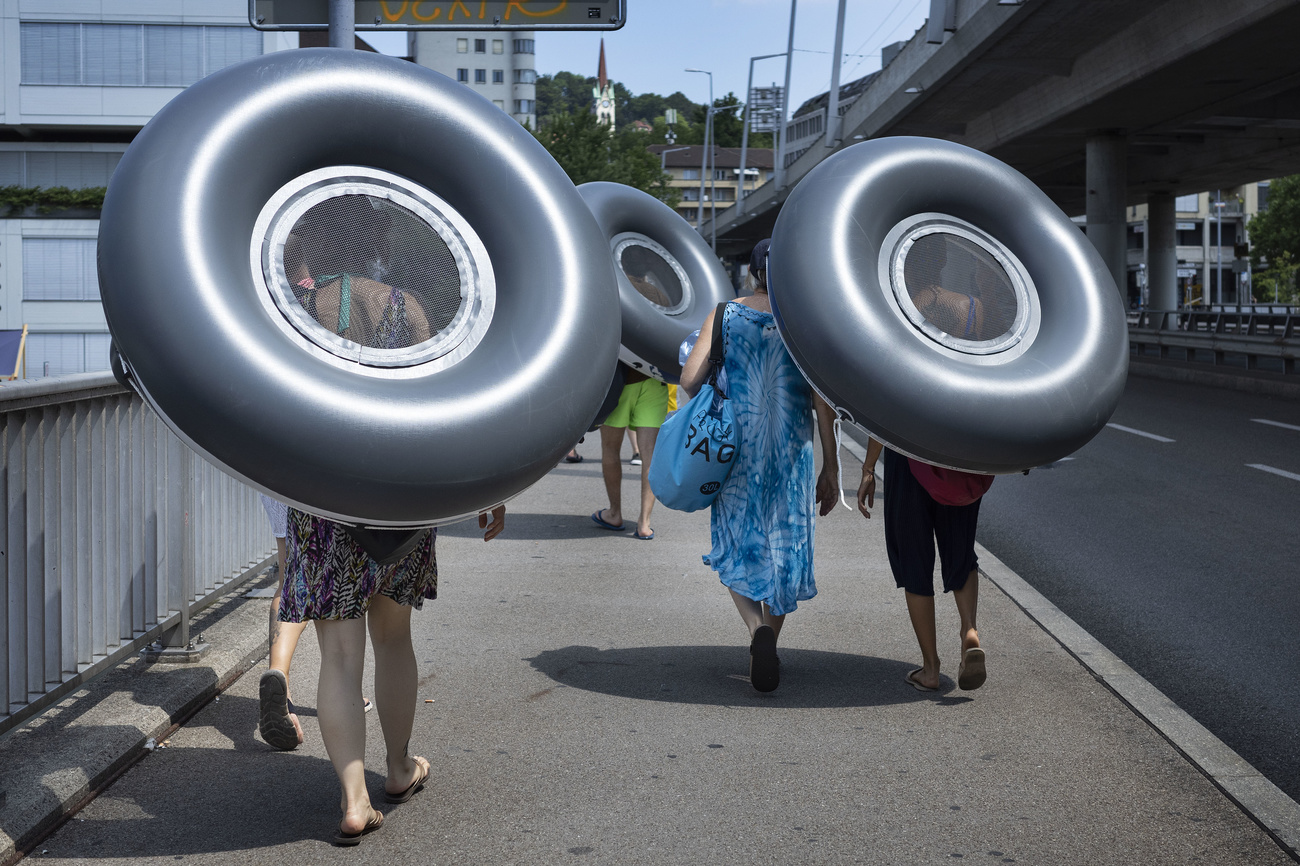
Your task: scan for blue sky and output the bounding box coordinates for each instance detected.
[365,0,929,112]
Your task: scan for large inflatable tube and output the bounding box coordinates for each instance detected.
[578,182,732,383]
[99,49,620,527]
[770,136,1128,474]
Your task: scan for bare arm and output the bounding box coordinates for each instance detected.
[813,393,840,516]
[678,306,718,400]
[857,437,885,519]
[478,504,506,542]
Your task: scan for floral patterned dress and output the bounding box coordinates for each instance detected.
[279,511,437,622]
[704,303,817,616]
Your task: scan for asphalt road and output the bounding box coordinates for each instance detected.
[975,373,1300,802]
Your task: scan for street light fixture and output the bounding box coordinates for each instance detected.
[739,52,787,213]
[685,68,714,247]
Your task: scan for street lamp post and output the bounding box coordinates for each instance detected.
[661,145,690,172]
[777,0,798,190]
[739,52,787,213]
[685,68,713,241]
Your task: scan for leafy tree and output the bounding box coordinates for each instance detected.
[535,71,597,122]
[1247,175,1300,303]
[1248,175,1300,269]
[531,110,679,207]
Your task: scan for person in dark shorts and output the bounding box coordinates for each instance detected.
[858,438,991,692]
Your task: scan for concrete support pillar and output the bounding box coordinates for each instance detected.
[1086,134,1128,300]
[1147,192,1178,314]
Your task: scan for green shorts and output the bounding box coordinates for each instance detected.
[604,378,669,429]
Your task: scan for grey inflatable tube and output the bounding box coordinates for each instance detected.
[98,49,620,527]
[578,182,732,383]
[769,136,1129,474]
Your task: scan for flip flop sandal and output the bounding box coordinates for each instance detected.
[958,647,987,691]
[905,668,938,692]
[384,759,430,804]
[334,810,383,846]
[591,510,626,531]
[749,625,780,692]
[258,670,300,751]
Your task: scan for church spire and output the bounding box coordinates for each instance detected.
[593,38,615,128]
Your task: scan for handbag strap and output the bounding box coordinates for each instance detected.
[707,301,728,383]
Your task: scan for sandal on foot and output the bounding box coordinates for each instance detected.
[749,625,780,692]
[905,668,938,692]
[591,510,625,531]
[384,757,430,804]
[258,670,300,751]
[958,646,987,691]
[334,809,383,846]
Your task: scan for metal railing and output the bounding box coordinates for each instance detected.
[1128,308,1298,374]
[1,372,273,736]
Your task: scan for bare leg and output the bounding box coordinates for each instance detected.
[596,424,626,528]
[628,428,639,457]
[904,591,941,690]
[953,569,980,651]
[366,595,429,796]
[269,538,309,683]
[632,425,658,537]
[315,618,379,836]
[729,591,786,640]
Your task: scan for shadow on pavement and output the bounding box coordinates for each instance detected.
[527,645,974,708]
[438,511,645,541]
[39,693,393,857]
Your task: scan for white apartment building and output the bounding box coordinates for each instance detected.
[1,0,293,377]
[410,31,537,129]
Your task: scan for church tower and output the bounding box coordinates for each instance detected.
[593,39,615,128]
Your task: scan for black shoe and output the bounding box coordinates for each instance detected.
[749,625,780,692]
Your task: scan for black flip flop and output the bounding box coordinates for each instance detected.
[384,760,430,804]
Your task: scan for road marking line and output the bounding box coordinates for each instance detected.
[1106,423,1175,442]
[1248,463,1300,482]
[1252,418,1300,433]
[977,544,1300,859]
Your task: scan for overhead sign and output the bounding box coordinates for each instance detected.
[251,0,626,30]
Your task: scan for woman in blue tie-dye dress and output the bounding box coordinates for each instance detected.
[679,239,840,692]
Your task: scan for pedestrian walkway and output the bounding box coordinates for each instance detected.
[6,439,1296,865]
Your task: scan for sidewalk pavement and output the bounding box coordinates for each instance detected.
[3,435,1297,865]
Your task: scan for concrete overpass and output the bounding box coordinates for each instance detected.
[710,0,1300,309]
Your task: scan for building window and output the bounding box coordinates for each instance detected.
[492,39,504,54]
[492,69,503,84]
[457,38,468,53]
[474,38,486,53]
[513,68,537,84]
[714,188,735,201]
[24,333,111,377]
[682,169,700,180]
[712,169,730,181]
[457,68,469,82]
[1175,193,1200,213]
[513,39,534,54]
[20,23,260,87]
[0,151,122,188]
[493,99,505,111]
[682,188,700,202]
[23,239,101,301]
[514,99,534,114]
[475,68,486,84]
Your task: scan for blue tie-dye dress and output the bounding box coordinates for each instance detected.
[704,302,817,616]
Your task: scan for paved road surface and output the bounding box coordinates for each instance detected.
[977,374,1300,801]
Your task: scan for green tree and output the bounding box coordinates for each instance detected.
[1248,175,1300,269]
[1247,175,1300,303]
[534,71,597,123]
[531,110,679,207]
